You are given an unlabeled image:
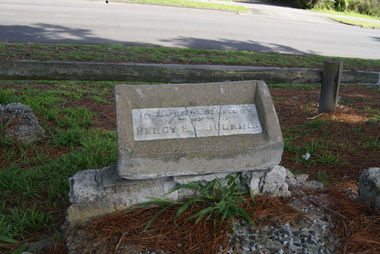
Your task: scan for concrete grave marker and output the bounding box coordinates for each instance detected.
[67,80,288,224]
[115,81,283,180]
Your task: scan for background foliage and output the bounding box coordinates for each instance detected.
[270,0,380,17]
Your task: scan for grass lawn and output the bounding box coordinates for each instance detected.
[0,40,380,253]
[312,8,380,29]
[1,43,380,72]
[331,17,380,29]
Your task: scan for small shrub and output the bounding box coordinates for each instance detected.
[270,0,380,16]
[348,0,380,17]
[134,173,254,235]
[314,0,336,10]
[269,0,333,9]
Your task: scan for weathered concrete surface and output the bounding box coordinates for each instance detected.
[341,70,380,84]
[1,61,379,84]
[67,164,325,224]
[67,165,178,223]
[115,81,283,180]
[67,165,238,224]
[67,165,296,224]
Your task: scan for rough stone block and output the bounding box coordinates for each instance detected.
[250,165,291,197]
[359,167,380,209]
[0,103,45,144]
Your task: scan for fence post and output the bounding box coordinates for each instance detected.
[318,60,343,113]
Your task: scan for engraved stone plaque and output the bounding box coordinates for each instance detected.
[115,81,283,180]
[132,104,262,141]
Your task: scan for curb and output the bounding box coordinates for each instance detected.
[109,0,252,13]
[0,61,379,85]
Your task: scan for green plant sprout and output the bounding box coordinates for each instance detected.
[367,114,380,125]
[363,136,380,151]
[317,170,333,185]
[0,89,16,105]
[313,152,347,166]
[131,173,254,235]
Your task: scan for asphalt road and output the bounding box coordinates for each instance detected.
[1,0,379,59]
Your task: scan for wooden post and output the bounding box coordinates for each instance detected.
[318,60,343,113]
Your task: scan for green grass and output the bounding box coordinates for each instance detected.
[53,128,82,147]
[283,117,348,168]
[120,0,249,12]
[0,82,118,246]
[0,90,16,105]
[312,8,380,21]
[268,83,321,90]
[313,152,345,165]
[1,43,380,71]
[363,107,380,125]
[1,130,117,240]
[312,8,380,29]
[331,17,380,28]
[285,119,332,137]
[363,136,380,150]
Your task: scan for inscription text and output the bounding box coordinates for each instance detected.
[132,104,263,141]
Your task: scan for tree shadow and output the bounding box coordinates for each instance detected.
[1,23,317,55]
[0,23,155,46]
[159,36,318,55]
[234,0,291,7]
[1,23,106,43]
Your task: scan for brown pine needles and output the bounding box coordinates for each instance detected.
[326,190,380,254]
[74,203,232,254]
[67,191,380,254]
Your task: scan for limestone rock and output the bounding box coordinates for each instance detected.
[250,165,291,197]
[359,167,380,209]
[0,103,45,144]
[286,169,324,190]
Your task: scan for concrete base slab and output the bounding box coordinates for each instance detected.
[67,165,177,223]
[67,165,295,225]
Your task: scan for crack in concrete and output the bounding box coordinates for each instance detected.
[185,107,197,137]
[217,105,222,136]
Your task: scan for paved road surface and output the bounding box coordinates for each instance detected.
[1,0,379,59]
